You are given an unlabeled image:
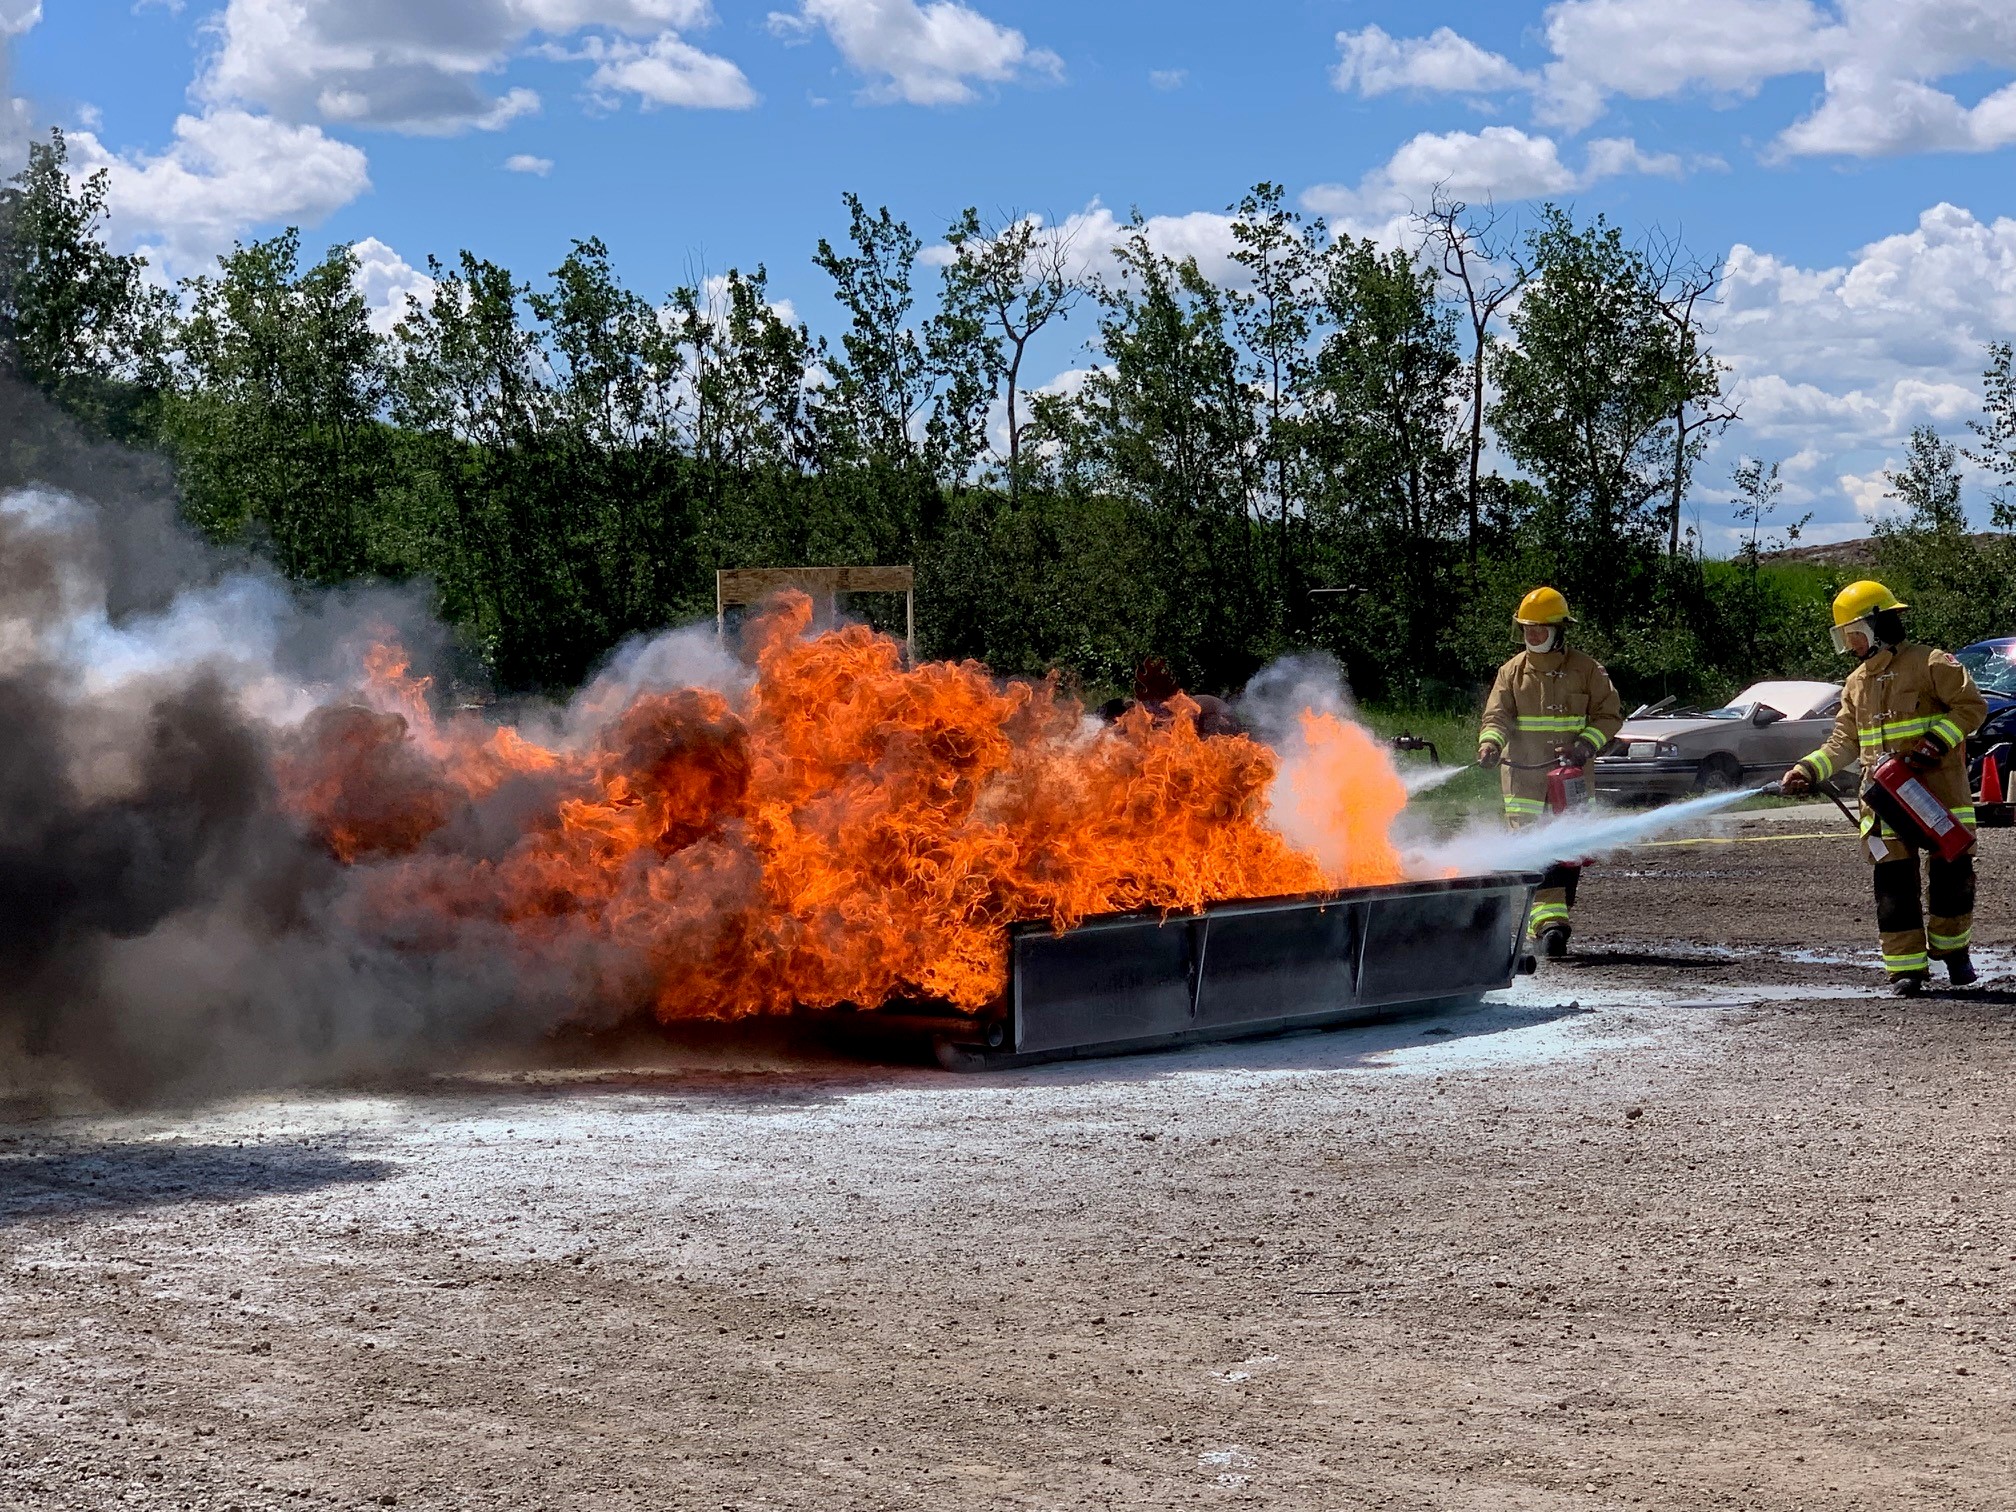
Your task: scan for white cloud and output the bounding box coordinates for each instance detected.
[66,109,371,276]
[1,0,41,38]
[1332,25,1532,98]
[504,152,553,174]
[578,31,758,108]
[349,235,433,334]
[1537,0,1829,128]
[767,0,1062,106]
[1301,126,1679,219]
[1530,0,2016,156]
[1769,0,2016,158]
[1149,68,1186,92]
[1777,65,2016,157]
[1051,203,1242,287]
[1689,201,2016,541]
[200,0,743,134]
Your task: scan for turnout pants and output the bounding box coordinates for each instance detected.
[1507,808,1579,937]
[1873,849,1975,977]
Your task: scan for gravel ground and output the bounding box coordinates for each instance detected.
[4,814,2015,1511]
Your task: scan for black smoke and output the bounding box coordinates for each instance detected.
[0,378,580,1105]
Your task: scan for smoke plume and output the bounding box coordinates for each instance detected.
[0,385,588,1103]
[0,383,1418,1105]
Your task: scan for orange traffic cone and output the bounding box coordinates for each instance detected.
[1983,750,2005,805]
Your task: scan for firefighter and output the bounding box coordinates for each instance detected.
[1781,581,1988,995]
[1476,587,1623,957]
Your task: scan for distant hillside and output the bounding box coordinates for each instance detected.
[1759,532,2009,567]
[1758,537,1877,567]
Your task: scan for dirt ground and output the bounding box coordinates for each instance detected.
[4,809,2015,1511]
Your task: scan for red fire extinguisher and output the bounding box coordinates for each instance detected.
[1863,755,1975,863]
[1546,753,1591,815]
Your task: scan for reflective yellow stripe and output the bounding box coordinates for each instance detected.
[1576,725,1608,749]
[1528,903,1571,930]
[1883,952,1929,973]
[1802,750,1836,781]
[1860,717,1938,749]
[1479,729,1507,748]
[1930,930,1972,950]
[1515,717,1585,732]
[1504,796,1545,815]
[1930,717,1966,749]
[1953,807,1976,826]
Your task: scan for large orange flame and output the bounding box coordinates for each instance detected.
[273,593,1408,1020]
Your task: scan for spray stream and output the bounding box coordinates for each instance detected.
[1410,783,1782,877]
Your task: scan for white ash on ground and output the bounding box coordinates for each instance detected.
[3,819,2014,1511]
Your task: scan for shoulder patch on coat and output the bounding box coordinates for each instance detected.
[1930,649,1959,667]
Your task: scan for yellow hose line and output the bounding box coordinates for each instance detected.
[1639,831,1846,847]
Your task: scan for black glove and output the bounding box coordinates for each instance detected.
[1901,738,1944,772]
[1559,740,1599,768]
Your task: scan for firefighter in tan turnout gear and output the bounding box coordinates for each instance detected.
[1782,581,1989,996]
[1477,587,1624,958]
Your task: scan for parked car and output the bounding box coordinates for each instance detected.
[1592,679,1847,800]
[1955,638,2016,789]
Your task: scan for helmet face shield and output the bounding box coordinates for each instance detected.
[1831,618,1871,656]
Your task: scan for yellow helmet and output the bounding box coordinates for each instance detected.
[1515,586,1574,625]
[1831,580,1906,626]
[1830,579,1907,655]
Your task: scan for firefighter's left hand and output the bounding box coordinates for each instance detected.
[1559,739,1599,768]
[1902,738,1945,772]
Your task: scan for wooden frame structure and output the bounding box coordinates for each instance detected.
[715,566,915,659]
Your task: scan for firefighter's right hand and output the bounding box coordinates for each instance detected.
[1779,765,1812,796]
[1476,743,1501,769]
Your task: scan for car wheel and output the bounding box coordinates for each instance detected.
[1694,753,1742,792]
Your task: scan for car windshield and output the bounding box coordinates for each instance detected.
[1958,644,2016,697]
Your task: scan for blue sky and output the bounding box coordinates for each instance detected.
[6,0,2016,549]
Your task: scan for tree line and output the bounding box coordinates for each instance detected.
[4,127,2013,707]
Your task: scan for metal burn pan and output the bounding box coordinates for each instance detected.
[929,871,1541,1070]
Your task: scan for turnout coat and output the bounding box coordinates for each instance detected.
[1795,642,1988,864]
[1479,647,1623,822]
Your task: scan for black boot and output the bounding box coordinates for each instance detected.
[1889,970,1927,998]
[1537,922,1571,959]
[1945,950,1979,987]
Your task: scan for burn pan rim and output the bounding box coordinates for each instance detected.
[1002,869,1545,939]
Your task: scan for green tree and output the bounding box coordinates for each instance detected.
[668,266,821,570]
[1026,222,1265,687]
[1726,457,1809,674]
[1964,342,2016,529]
[1490,206,1716,624]
[529,238,699,639]
[163,231,390,583]
[1303,237,1467,693]
[811,195,927,469]
[1418,192,1524,567]
[388,251,567,684]
[937,209,1080,497]
[1873,424,2000,651]
[1227,183,1325,618]
[0,128,170,439]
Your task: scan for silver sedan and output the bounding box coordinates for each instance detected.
[1591,680,1849,800]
